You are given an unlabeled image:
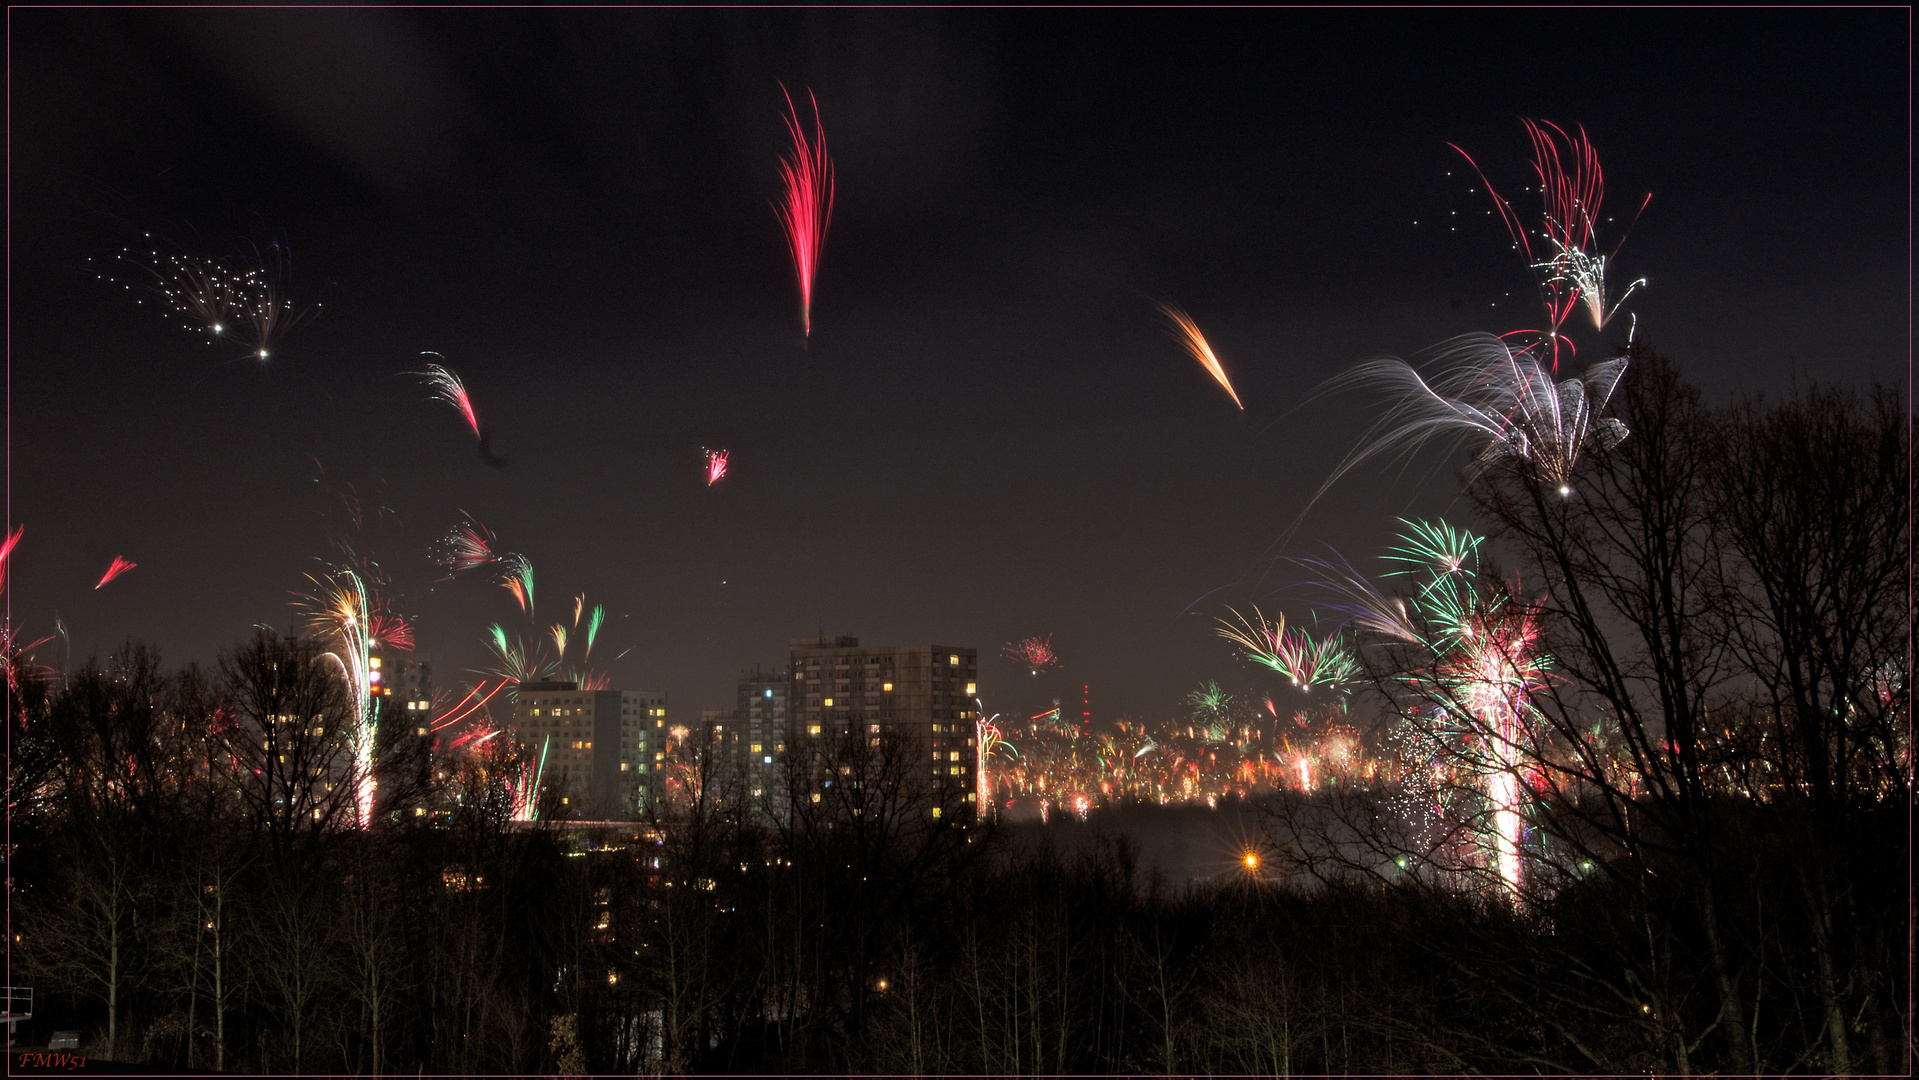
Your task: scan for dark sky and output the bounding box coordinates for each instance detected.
[8,9,1908,724]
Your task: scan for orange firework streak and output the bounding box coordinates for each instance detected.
[1157,302,1244,410]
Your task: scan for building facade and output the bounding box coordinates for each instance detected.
[735,666,789,814]
[788,635,980,814]
[513,681,667,817]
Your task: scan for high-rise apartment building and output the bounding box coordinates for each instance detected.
[788,635,979,813]
[513,681,668,817]
[735,666,789,810]
[733,663,794,817]
[375,652,435,737]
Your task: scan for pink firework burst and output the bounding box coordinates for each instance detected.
[95,556,137,590]
[434,518,499,577]
[775,86,834,338]
[1004,634,1060,676]
[704,448,730,486]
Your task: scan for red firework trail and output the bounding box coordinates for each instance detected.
[415,357,482,437]
[0,525,21,591]
[431,679,506,732]
[775,86,834,338]
[95,556,137,590]
[1449,121,1650,369]
[705,448,730,486]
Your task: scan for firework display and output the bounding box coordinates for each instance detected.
[297,569,404,829]
[1451,120,1649,364]
[1157,302,1244,409]
[1217,607,1360,694]
[97,239,322,360]
[499,554,536,617]
[976,693,1386,816]
[775,86,834,338]
[93,556,138,590]
[1003,634,1060,675]
[433,518,501,577]
[58,107,1676,907]
[1310,520,1552,896]
[1315,333,1629,504]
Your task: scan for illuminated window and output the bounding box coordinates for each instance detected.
[808,725,822,736]
[949,654,958,665]
[811,793,822,803]
[620,763,629,771]
[823,697,834,707]
[882,682,893,692]
[763,756,772,764]
[868,724,880,734]
[931,807,942,818]
[966,682,976,695]
[752,743,762,753]
[416,727,427,737]
[764,689,773,698]
[370,657,382,669]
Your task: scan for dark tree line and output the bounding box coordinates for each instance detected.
[5,352,1909,1075]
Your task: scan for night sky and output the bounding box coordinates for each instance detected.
[8,9,1907,725]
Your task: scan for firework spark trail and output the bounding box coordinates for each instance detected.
[1004,635,1060,675]
[1220,600,1375,696]
[430,679,506,732]
[1305,334,1629,515]
[1270,622,1361,694]
[775,86,834,338]
[499,555,535,617]
[297,570,382,829]
[1219,606,1287,669]
[1450,121,1650,356]
[413,357,482,437]
[582,604,605,659]
[704,449,730,486]
[484,623,553,685]
[511,735,551,822]
[1157,302,1245,410]
[975,706,1006,812]
[0,525,22,592]
[434,518,499,577]
[92,556,139,590]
